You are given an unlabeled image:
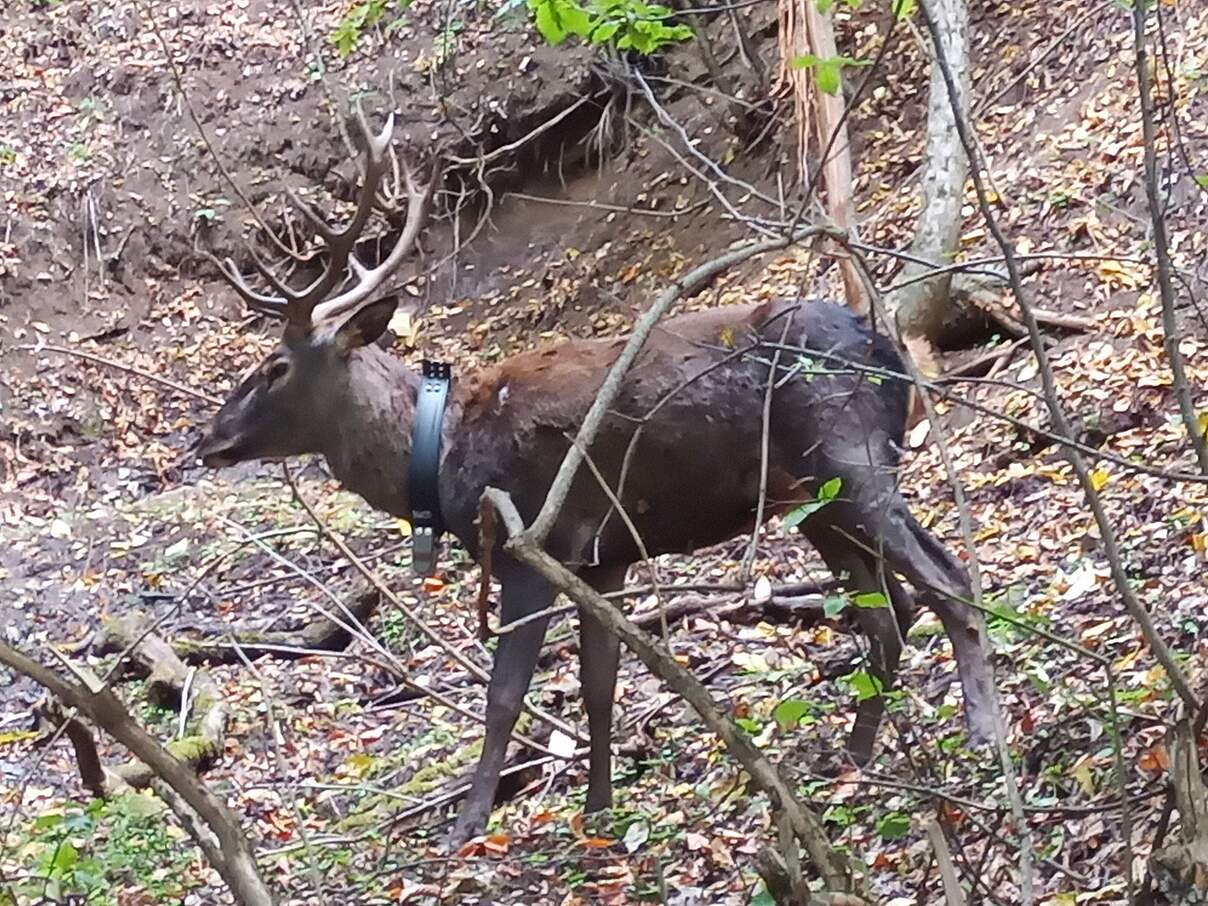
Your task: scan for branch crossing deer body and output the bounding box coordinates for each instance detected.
[197,112,996,847]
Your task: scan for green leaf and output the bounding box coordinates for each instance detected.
[816,59,841,96]
[891,0,916,18]
[735,716,763,735]
[773,698,810,731]
[533,1,568,44]
[877,811,911,840]
[591,20,620,41]
[815,0,833,12]
[559,1,593,37]
[823,595,848,618]
[790,53,821,69]
[818,477,842,501]
[49,842,79,874]
[781,499,827,528]
[1195,172,1208,188]
[845,670,883,702]
[751,884,777,906]
[853,591,888,608]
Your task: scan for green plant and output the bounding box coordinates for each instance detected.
[330,0,411,58]
[781,476,842,529]
[527,0,692,54]
[6,794,195,905]
[0,146,16,166]
[790,52,871,96]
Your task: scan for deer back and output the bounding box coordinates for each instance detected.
[440,298,910,567]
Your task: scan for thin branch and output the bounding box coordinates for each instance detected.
[0,644,275,906]
[1131,0,1208,474]
[20,344,222,405]
[484,488,865,898]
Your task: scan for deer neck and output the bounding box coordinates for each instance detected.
[320,346,426,518]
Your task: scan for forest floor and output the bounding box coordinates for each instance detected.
[3,0,1208,904]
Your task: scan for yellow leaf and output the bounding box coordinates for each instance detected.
[1090,467,1110,492]
[0,730,37,746]
[396,518,412,537]
[1199,411,1208,440]
[718,326,736,349]
[1069,756,1096,795]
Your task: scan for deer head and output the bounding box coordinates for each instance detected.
[197,109,437,474]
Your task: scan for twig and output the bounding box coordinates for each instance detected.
[1131,0,1208,474]
[135,0,294,260]
[501,191,710,219]
[972,0,1114,116]
[231,642,322,893]
[926,818,967,906]
[280,466,585,746]
[19,344,222,405]
[476,495,497,640]
[446,96,597,168]
[739,310,794,580]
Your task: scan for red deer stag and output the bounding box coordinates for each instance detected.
[197,110,996,847]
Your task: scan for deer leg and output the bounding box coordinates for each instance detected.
[578,564,628,813]
[805,528,904,765]
[863,501,995,745]
[447,564,556,848]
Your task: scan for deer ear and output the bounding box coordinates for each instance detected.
[334,297,398,353]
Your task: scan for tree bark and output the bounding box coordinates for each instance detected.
[778,0,868,314]
[0,642,275,906]
[888,0,970,344]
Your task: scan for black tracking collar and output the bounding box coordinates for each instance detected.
[409,360,451,576]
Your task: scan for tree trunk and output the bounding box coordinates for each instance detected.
[888,0,970,345]
[778,0,868,314]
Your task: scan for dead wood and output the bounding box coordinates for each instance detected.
[135,587,381,666]
[1,642,275,906]
[1149,719,1208,901]
[93,612,228,786]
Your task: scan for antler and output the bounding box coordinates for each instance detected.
[212,105,437,329]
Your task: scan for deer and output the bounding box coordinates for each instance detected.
[196,110,996,847]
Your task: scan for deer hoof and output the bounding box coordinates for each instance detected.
[445,816,485,853]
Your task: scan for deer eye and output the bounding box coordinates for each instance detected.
[264,359,290,388]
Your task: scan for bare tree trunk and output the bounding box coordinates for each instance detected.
[778,0,868,314]
[887,0,969,343]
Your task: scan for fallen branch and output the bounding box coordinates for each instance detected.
[0,642,275,906]
[93,612,228,788]
[160,588,382,665]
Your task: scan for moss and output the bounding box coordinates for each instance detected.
[165,735,219,765]
[336,735,488,831]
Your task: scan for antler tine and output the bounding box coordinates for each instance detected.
[210,106,410,328]
[310,150,438,326]
[277,105,395,325]
[208,252,290,320]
